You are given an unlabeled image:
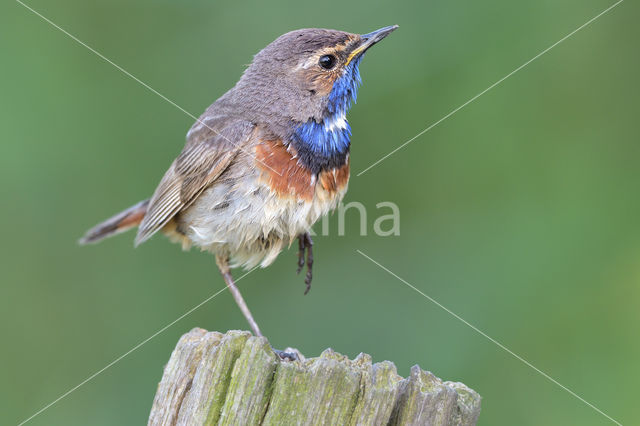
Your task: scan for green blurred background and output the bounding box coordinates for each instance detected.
[1,0,638,424]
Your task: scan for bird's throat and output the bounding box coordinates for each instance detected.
[290,58,362,175]
[291,113,351,175]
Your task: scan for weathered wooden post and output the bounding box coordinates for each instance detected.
[148,329,481,425]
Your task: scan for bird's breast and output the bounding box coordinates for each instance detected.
[176,139,349,268]
[254,139,350,203]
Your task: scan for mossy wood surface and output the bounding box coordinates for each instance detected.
[148,329,481,425]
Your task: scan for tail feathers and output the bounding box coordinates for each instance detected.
[79,199,149,245]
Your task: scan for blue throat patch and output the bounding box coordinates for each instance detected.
[292,56,363,171]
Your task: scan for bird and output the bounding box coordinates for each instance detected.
[80,25,398,341]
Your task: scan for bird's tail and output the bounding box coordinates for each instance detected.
[79,199,149,245]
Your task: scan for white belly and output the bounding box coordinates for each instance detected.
[178,175,346,269]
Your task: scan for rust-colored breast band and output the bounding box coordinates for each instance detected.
[319,157,350,195]
[255,140,315,201]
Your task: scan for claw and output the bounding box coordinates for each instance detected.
[295,233,314,294]
[304,234,313,294]
[273,348,298,361]
[296,236,305,274]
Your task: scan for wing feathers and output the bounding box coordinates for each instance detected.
[135,120,252,246]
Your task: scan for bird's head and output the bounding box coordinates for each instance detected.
[229,26,398,172]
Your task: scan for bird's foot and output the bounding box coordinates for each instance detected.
[272,348,299,361]
[296,234,305,274]
[296,232,313,294]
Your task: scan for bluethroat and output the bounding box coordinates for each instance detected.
[80,25,398,339]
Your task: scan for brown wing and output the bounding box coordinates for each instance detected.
[135,119,254,245]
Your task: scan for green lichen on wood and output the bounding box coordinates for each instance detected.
[149,329,482,426]
[349,355,402,425]
[446,381,483,425]
[218,336,278,425]
[389,366,458,426]
[262,348,362,425]
[148,328,213,426]
[175,330,250,425]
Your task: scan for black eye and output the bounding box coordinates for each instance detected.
[319,54,336,70]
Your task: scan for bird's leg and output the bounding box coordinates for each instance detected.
[216,256,298,361]
[296,233,314,294]
[215,255,262,337]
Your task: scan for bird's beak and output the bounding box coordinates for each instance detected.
[345,25,399,66]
